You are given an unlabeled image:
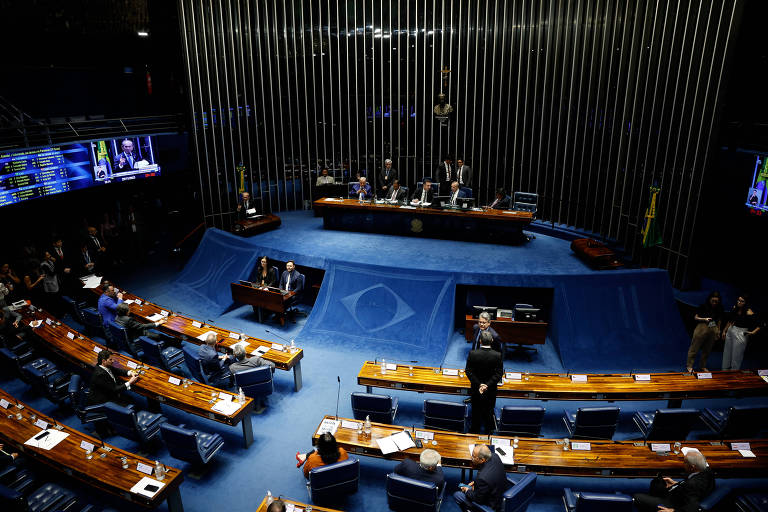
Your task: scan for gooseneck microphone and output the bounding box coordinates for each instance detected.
[335,376,341,420]
[265,329,295,346]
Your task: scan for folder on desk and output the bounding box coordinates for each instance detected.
[130,476,165,498]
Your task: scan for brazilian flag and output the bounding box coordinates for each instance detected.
[641,184,663,248]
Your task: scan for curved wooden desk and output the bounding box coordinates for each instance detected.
[0,388,183,511]
[19,306,256,448]
[255,494,342,511]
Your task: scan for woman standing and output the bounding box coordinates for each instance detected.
[722,295,761,370]
[686,291,724,372]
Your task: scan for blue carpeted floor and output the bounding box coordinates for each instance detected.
[4,211,767,511]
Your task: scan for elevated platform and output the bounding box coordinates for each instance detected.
[172,211,689,371]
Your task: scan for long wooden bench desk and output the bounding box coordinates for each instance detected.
[84,284,305,391]
[0,388,184,511]
[357,361,768,407]
[255,494,342,511]
[19,305,257,448]
[313,415,768,478]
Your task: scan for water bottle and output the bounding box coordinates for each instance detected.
[238,387,245,403]
[381,358,387,375]
[359,191,364,203]
[364,415,372,439]
[290,339,296,353]
[154,460,165,480]
[266,490,273,505]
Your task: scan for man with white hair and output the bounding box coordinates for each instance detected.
[393,448,445,490]
[228,344,275,374]
[377,158,398,197]
[350,176,372,200]
[199,333,234,375]
[633,449,715,512]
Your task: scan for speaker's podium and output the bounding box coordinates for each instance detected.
[232,213,281,237]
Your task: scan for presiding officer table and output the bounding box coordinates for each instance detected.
[357,361,768,407]
[314,415,768,478]
[0,388,184,511]
[314,198,534,242]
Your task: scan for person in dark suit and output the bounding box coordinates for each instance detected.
[349,177,372,199]
[279,260,303,293]
[385,179,407,203]
[254,256,278,288]
[86,226,110,271]
[87,349,138,406]
[115,303,166,350]
[199,333,234,375]
[228,344,275,374]
[465,331,503,434]
[488,188,511,209]
[447,181,468,206]
[377,159,398,197]
[236,191,256,220]
[411,179,435,205]
[472,312,503,355]
[634,450,715,512]
[78,242,97,276]
[454,445,510,512]
[114,139,137,171]
[455,158,473,188]
[394,449,445,490]
[436,156,454,191]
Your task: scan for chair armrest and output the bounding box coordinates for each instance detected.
[563,488,577,510]
[699,485,731,511]
[469,503,494,512]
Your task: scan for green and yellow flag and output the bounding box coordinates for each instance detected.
[641,184,663,248]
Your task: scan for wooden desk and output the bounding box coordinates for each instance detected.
[464,315,547,346]
[0,388,184,511]
[230,282,295,325]
[19,306,257,448]
[314,198,534,243]
[85,284,305,391]
[314,415,768,478]
[357,361,768,407]
[232,214,281,237]
[255,494,342,512]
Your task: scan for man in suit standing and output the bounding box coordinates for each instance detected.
[385,179,407,203]
[377,159,398,198]
[436,156,454,192]
[448,181,468,206]
[634,450,715,512]
[114,139,137,171]
[394,449,445,490]
[472,311,503,355]
[349,176,372,200]
[411,179,435,205]
[86,226,110,271]
[236,191,256,220]
[78,242,97,276]
[454,445,510,512]
[87,349,139,406]
[465,331,503,434]
[488,188,511,209]
[228,344,275,374]
[456,158,473,188]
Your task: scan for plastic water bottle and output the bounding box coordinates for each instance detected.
[364,415,372,439]
[381,358,387,375]
[238,387,245,403]
[266,490,273,505]
[154,460,165,480]
[290,339,296,353]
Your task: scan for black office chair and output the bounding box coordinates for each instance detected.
[632,408,700,441]
[562,406,620,440]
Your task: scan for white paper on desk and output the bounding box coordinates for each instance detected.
[130,476,165,498]
[196,330,218,341]
[211,400,240,415]
[762,376,768,384]
[228,332,241,340]
[191,321,202,328]
[252,346,269,356]
[442,368,459,376]
[24,429,69,450]
[391,431,416,451]
[29,320,42,328]
[341,420,361,430]
[231,341,250,352]
[739,449,756,458]
[316,418,340,436]
[376,436,399,455]
[148,313,165,323]
[400,205,417,209]
[323,198,343,202]
[123,299,135,305]
[246,208,258,215]
[493,445,514,464]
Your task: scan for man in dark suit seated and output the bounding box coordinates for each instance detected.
[453,444,510,512]
[472,311,503,355]
[488,188,511,209]
[394,448,445,490]
[411,179,435,205]
[447,181,468,206]
[349,177,372,200]
[279,260,303,294]
[114,303,166,353]
[634,450,715,512]
[87,349,139,406]
[199,333,234,376]
[465,331,503,434]
[228,344,275,374]
[384,179,407,203]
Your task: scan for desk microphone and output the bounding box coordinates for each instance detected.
[265,329,295,346]
[335,376,341,420]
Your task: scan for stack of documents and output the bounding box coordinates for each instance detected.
[316,418,340,436]
[376,431,416,455]
[81,275,103,289]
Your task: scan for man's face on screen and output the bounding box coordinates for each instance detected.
[122,141,134,154]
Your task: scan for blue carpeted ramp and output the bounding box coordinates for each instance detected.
[299,263,455,365]
[172,229,260,313]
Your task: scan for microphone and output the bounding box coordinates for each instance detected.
[335,376,341,420]
[265,329,295,346]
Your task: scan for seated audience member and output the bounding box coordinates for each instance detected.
[394,448,445,490]
[279,260,303,294]
[267,501,286,512]
[472,311,503,354]
[411,179,435,205]
[385,179,407,203]
[199,333,234,375]
[448,181,468,206]
[0,443,19,468]
[255,255,278,288]
[453,444,510,512]
[634,450,715,512]
[296,432,349,478]
[350,176,372,200]
[1,262,22,301]
[98,284,123,328]
[236,191,255,220]
[87,349,139,406]
[115,303,166,349]
[489,188,511,209]
[228,344,275,374]
[316,168,334,186]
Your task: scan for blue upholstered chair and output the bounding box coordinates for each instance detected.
[482,473,537,512]
[562,488,633,512]
[735,492,768,511]
[386,472,445,512]
[80,307,106,340]
[700,406,768,439]
[181,343,232,389]
[512,192,538,216]
[632,408,700,440]
[460,187,473,198]
[16,357,57,384]
[159,423,224,465]
[423,399,469,433]
[0,463,36,495]
[106,320,143,359]
[22,360,70,405]
[699,485,732,511]
[0,347,35,379]
[351,392,398,424]
[102,402,166,444]
[61,295,86,325]
[495,406,546,437]
[67,374,107,428]
[139,336,185,373]
[306,457,360,505]
[0,482,78,512]
[562,407,620,440]
[234,366,273,406]
[416,182,440,196]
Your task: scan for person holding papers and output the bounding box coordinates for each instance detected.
[394,449,445,490]
[465,331,503,434]
[236,191,255,220]
[88,349,139,406]
[411,179,435,205]
[296,432,348,478]
[633,450,715,512]
[454,445,510,512]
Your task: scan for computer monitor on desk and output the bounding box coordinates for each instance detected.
[514,306,540,321]
[472,306,498,319]
[239,280,253,287]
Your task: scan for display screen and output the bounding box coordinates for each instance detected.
[0,136,161,207]
[746,153,768,216]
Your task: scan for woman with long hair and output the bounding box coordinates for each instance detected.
[295,432,349,479]
[722,295,761,370]
[255,255,278,288]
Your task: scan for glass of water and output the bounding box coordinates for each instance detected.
[673,442,681,455]
[563,438,570,451]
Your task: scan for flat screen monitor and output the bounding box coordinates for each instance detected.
[746,153,768,216]
[238,280,253,287]
[514,306,540,322]
[472,306,497,320]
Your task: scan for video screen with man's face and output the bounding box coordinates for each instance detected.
[90,136,160,183]
[746,154,768,216]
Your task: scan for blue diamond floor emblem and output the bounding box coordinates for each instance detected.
[340,283,416,332]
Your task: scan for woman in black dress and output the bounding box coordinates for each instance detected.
[254,256,278,288]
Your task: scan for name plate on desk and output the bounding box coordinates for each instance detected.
[505,372,522,380]
[135,299,142,305]
[191,321,202,328]
[731,442,751,451]
[168,376,181,386]
[160,310,169,317]
[136,462,154,475]
[571,374,588,383]
[271,343,284,351]
[45,318,53,325]
[651,443,671,452]
[80,440,94,452]
[0,399,9,409]
[634,374,651,381]
[414,430,434,440]
[757,369,768,376]
[442,368,459,376]
[571,442,591,451]
[340,420,360,430]
[126,361,138,369]
[696,372,713,379]
[34,419,48,430]
[228,332,241,340]
[93,346,102,353]
[66,332,75,340]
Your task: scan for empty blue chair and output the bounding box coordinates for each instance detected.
[139,336,184,373]
[106,320,143,358]
[562,488,633,512]
[15,357,57,384]
[61,295,86,325]
[495,406,546,437]
[386,472,445,512]
[735,492,768,511]
[633,408,700,440]
[181,343,232,389]
[423,399,468,433]
[700,406,768,439]
[0,347,35,379]
[306,457,360,505]
[22,360,70,405]
[0,463,36,495]
[0,482,77,512]
[102,402,166,444]
[562,407,620,440]
[479,473,537,512]
[67,374,107,428]
[233,366,273,407]
[351,392,398,424]
[80,307,106,339]
[159,423,224,465]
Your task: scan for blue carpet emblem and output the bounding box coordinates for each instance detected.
[340,283,416,332]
